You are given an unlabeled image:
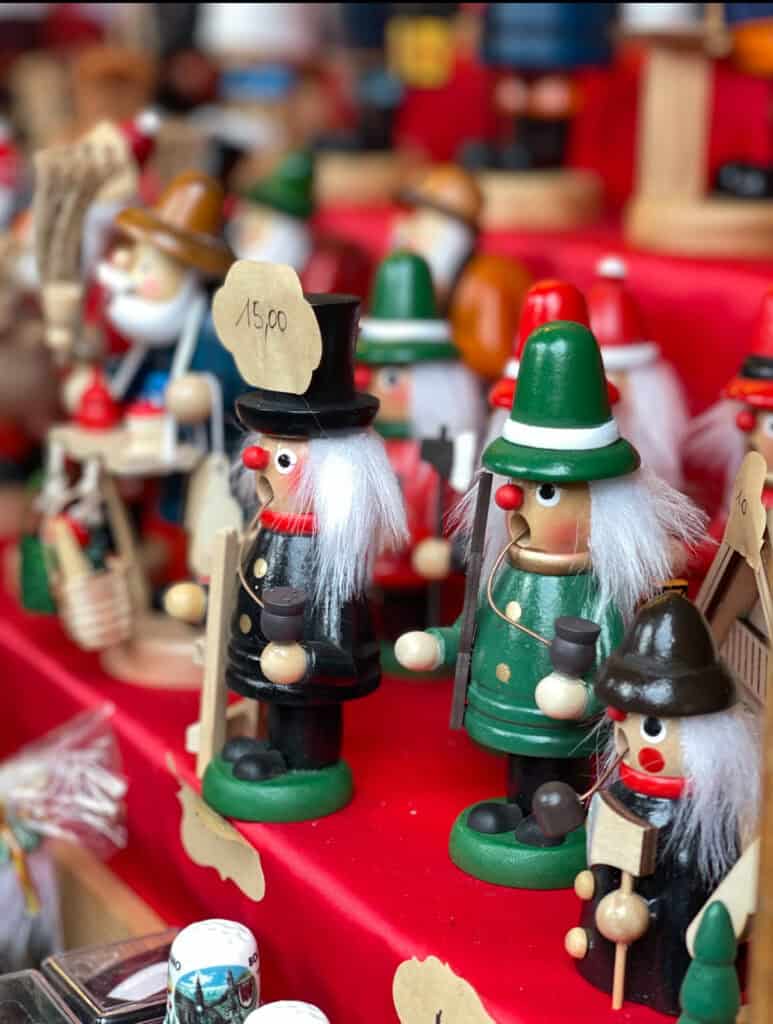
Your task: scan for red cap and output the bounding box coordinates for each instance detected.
[587,256,658,371]
[489,279,589,410]
[120,109,160,168]
[725,286,773,408]
[75,369,123,431]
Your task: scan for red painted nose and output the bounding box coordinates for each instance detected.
[736,409,756,433]
[495,483,524,510]
[242,445,270,471]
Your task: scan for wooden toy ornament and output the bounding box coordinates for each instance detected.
[396,321,706,890]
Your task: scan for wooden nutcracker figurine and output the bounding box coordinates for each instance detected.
[198,262,406,822]
[395,162,532,378]
[395,321,705,888]
[556,593,759,1015]
[356,250,482,652]
[227,150,372,298]
[587,256,689,490]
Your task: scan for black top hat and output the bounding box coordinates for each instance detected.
[595,593,737,718]
[235,294,379,437]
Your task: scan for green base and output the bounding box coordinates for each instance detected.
[449,799,587,889]
[202,757,354,823]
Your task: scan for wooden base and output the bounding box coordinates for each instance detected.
[100,612,203,689]
[50,424,201,478]
[314,150,418,207]
[477,169,603,231]
[625,195,773,258]
[51,839,166,947]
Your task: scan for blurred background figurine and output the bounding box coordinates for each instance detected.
[356,250,482,667]
[559,594,759,1015]
[396,321,704,889]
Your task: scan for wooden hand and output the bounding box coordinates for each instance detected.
[395,631,443,672]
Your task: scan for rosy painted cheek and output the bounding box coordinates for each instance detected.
[138,277,162,300]
[638,747,665,774]
[542,521,584,552]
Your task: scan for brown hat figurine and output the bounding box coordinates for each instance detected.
[400,164,484,230]
[115,171,233,278]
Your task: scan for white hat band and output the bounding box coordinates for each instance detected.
[502,416,620,451]
[601,341,659,372]
[359,317,451,344]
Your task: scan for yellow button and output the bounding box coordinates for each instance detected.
[506,600,522,622]
[496,663,511,683]
[239,614,252,634]
[253,558,268,578]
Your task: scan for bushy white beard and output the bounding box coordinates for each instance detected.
[683,398,746,510]
[233,430,408,613]
[409,362,484,440]
[106,272,201,347]
[227,213,311,273]
[616,362,689,489]
[452,466,707,623]
[600,701,761,886]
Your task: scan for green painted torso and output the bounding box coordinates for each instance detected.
[431,563,623,758]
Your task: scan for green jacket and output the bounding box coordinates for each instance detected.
[429,562,623,758]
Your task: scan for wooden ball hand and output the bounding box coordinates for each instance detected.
[164,582,208,624]
[394,630,443,672]
[534,617,600,721]
[259,587,309,686]
[411,536,452,581]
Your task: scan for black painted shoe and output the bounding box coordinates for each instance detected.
[715,161,773,199]
[514,813,564,848]
[222,737,268,763]
[458,139,500,172]
[233,750,288,781]
[467,800,523,834]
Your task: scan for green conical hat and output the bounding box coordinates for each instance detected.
[243,150,314,220]
[483,321,640,482]
[358,250,458,364]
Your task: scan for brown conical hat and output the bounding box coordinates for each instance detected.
[115,171,233,278]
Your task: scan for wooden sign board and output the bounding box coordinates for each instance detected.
[588,792,658,878]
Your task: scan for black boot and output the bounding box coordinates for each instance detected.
[233,749,288,781]
[715,161,773,200]
[222,737,268,762]
[467,800,522,834]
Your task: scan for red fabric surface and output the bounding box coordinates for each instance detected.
[0,583,670,1024]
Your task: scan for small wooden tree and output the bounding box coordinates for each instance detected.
[679,901,741,1024]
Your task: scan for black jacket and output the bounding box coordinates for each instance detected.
[227,524,381,706]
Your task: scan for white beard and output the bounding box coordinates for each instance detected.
[227,213,311,273]
[105,272,201,347]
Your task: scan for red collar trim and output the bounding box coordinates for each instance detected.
[260,509,317,535]
[620,762,687,799]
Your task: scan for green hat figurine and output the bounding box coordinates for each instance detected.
[242,150,314,220]
[358,251,458,364]
[483,320,640,483]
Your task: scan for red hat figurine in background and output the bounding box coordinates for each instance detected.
[587,256,689,489]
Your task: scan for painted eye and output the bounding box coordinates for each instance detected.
[378,368,402,390]
[536,483,561,507]
[274,447,298,475]
[763,414,773,438]
[640,716,667,743]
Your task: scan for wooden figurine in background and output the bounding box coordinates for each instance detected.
[587,255,689,490]
[678,902,741,1024]
[556,593,759,1015]
[164,919,260,1024]
[458,2,611,230]
[395,321,705,888]
[356,250,482,663]
[179,262,406,822]
[395,162,532,378]
[227,150,372,298]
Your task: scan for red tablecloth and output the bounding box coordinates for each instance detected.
[0,584,669,1024]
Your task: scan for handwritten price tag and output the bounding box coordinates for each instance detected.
[393,957,494,1024]
[726,451,768,572]
[212,260,322,396]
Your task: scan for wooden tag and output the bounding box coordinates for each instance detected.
[212,260,322,395]
[725,452,768,573]
[186,454,243,578]
[176,782,265,902]
[393,957,495,1024]
[588,792,658,878]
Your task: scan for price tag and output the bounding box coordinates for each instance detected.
[726,451,768,572]
[393,957,494,1024]
[212,260,322,396]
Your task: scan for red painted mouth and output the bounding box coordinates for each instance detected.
[638,747,665,774]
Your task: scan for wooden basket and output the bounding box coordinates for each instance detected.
[58,558,133,652]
